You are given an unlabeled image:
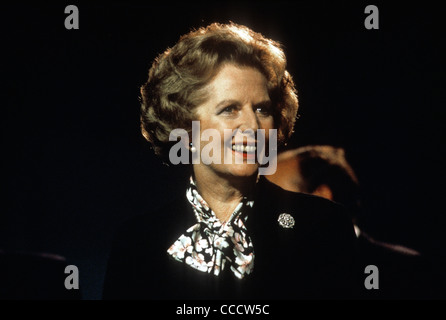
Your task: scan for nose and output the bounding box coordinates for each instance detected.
[238,105,259,132]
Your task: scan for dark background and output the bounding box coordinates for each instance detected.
[1,1,444,299]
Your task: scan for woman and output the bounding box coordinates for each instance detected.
[103,22,357,299]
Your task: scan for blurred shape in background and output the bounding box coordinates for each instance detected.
[0,249,82,300]
[267,145,444,299]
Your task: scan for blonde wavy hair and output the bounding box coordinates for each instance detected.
[140,22,299,161]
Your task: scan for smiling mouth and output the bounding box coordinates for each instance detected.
[231,144,256,153]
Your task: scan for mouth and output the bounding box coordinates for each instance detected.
[231,142,257,160]
[231,144,256,153]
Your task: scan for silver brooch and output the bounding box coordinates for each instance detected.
[277,213,295,229]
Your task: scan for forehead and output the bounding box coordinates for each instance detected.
[204,64,270,102]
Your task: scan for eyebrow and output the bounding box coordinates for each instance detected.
[254,100,272,108]
[215,99,272,109]
[215,99,240,109]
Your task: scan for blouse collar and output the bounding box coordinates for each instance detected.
[167,176,255,279]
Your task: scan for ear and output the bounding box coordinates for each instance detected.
[312,184,334,201]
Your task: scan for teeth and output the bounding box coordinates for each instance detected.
[232,145,256,153]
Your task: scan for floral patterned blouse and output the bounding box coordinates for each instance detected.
[167,177,255,279]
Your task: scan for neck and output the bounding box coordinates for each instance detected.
[192,166,257,222]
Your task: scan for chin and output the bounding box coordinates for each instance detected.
[226,164,259,178]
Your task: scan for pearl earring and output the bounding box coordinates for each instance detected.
[190,143,197,153]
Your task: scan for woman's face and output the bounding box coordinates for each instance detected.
[193,63,274,179]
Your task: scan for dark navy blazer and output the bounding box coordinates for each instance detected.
[103,177,358,300]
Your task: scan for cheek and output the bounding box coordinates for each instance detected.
[197,118,231,148]
[255,117,275,148]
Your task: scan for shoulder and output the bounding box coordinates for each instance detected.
[253,177,357,256]
[252,177,358,297]
[110,192,194,250]
[103,193,194,299]
[255,176,353,229]
[257,175,342,208]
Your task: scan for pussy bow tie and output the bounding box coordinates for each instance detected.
[167,178,255,279]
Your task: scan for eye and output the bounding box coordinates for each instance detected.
[220,104,239,114]
[255,103,272,116]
